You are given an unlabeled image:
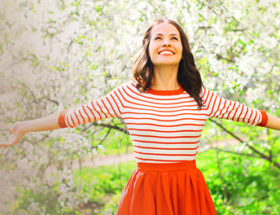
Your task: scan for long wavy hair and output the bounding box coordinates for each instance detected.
[132,18,204,109]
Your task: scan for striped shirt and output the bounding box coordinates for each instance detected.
[58,79,268,163]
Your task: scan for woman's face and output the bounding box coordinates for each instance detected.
[148,22,183,67]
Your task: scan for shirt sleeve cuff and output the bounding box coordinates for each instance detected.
[58,109,68,128]
[257,110,268,127]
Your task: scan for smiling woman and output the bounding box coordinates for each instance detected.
[133,19,204,109]
[2,18,280,215]
[149,25,182,67]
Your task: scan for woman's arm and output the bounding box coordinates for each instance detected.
[0,111,61,148]
[1,81,126,148]
[58,84,124,128]
[17,111,61,132]
[201,87,266,126]
[265,113,280,130]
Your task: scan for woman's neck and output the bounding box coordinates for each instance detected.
[151,65,180,90]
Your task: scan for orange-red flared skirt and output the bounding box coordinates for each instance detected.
[116,160,217,215]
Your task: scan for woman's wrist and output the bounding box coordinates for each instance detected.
[265,113,280,130]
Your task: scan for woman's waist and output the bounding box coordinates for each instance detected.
[136,160,197,172]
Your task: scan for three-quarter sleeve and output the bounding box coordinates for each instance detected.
[58,85,125,128]
[201,87,268,126]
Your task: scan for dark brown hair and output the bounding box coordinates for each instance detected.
[132,18,204,109]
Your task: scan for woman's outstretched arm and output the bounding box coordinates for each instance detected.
[201,87,280,131]
[1,81,127,148]
[265,113,280,130]
[0,111,61,148]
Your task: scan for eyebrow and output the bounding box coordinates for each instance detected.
[155,33,179,36]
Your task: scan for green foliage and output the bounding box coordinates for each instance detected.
[95,6,102,14]
[100,192,122,215]
[73,160,136,213]
[12,186,74,215]
[197,150,280,215]
[86,124,133,156]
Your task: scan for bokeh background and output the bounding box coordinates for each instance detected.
[1,0,280,214]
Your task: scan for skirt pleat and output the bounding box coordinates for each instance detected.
[116,160,217,215]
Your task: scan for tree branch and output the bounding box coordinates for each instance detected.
[216,53,235,63]
[212,147,262,159]
[82,121,128,134]
[209,118,280,169]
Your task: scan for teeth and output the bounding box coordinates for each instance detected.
[159,51,173,55]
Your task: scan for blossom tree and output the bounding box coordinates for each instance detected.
[0,0,279,214]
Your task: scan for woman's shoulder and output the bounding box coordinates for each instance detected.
[111,78,138,92]
[122,78,137,88]
[199,85,208,96]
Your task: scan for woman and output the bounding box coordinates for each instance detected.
[2,18,280,215]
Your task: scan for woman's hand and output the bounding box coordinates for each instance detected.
[0,122,26,148]
[0,111,62,148]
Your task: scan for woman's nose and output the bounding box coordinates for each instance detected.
[162,38,171,46]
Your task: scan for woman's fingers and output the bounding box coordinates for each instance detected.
[9,134,18,146]
[9,122,18,135]
[0,134,16,148]
[1,122,25,148]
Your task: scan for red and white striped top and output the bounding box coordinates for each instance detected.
[58,79,268,163]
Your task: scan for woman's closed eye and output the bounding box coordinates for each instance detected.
[155,37,178,40]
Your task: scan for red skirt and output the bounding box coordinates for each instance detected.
[116,160,217,215]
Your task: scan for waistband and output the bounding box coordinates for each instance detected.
[137,160,196,172]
